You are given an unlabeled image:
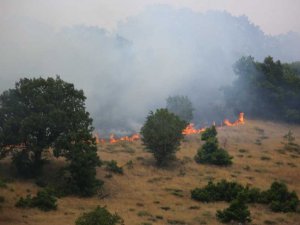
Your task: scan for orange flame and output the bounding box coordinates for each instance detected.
[108,133,140,144]
[95,113,245,144]
[110,134,118,144]
[182,123,206,135]
[223,112,244,126]
[94,132,105,144]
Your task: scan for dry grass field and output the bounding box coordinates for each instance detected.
[1,119,300,225]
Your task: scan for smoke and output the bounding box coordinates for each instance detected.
[0,5,300,135]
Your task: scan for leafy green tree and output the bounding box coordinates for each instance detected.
[166,95,194,122]
[0,76,102,196]
[195,126,232,165]
[140,108,188,166]
[75,206,124,225]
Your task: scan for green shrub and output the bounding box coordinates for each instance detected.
[75,206,124,225]
[242,186,261,203]
[259,181,299,212]
[105,160,123,174]
[191,180,244,202]
[195,127,232,166]
[192,180,299,213]
[15,189,57,211]
[201,126,217,141]
[32,190,57,211]
[217,196,251,223]
[15,195,33,208]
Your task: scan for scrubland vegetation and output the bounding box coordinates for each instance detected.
[1,118,300,224]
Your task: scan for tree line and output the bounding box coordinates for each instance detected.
[224,56,300,123]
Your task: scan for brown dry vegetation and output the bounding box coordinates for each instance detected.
[1,119,300,225]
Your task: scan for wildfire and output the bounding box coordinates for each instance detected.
[94,132,140,144]
[223,112,244,126]
[95,112,245,144]
[94,133,106,145]
[182,124,206,135]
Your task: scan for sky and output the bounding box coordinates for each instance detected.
[1,0,300,35]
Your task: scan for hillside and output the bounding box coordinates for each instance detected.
[1,119,300,225]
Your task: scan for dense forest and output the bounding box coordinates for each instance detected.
[224,56,300,123]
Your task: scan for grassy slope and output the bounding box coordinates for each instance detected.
[1,119,300,225]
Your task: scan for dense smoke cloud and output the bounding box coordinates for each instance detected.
[0,5,300,135]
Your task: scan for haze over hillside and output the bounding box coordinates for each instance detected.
[1,5,300,135]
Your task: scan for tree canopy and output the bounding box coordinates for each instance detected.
[166,95,194,122]
[0,76,100,186]
[140,108,188,166]
[224,56,300,123]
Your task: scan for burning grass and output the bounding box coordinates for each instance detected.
[95,113,245,144]
[1,119,300,224]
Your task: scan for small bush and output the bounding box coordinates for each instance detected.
[195,127,232,166]
[191,180,299,213]
[242,187,261,203]
[201,126,217,141]
[32,190,57,211]
[191,180,261,203]
[167,219,187,224]
[75,206,124,225]
[261,156,271,161]
[238,149,248,153]
[15,189,57,211]
[259,181,299,212]
[106,160,123,174]
[165,188,184,197]
[15,195,33,208]
[191,180,244,202]
[217,197,251,223]
[137,210,151,217]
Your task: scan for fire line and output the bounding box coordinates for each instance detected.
[94,112,245,144]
